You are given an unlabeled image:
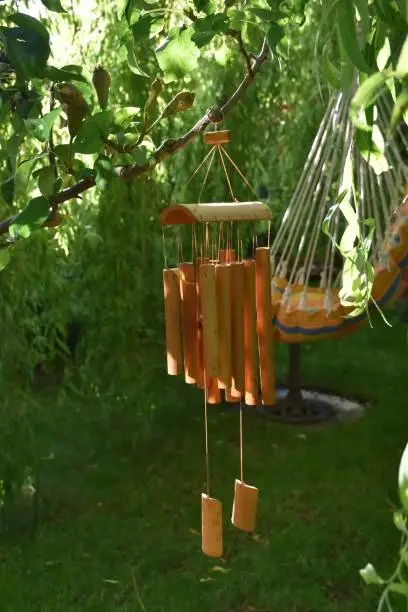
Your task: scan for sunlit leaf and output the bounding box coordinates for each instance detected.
[0,249,10,272]
[398,443,408,512]
[113,106,141,130]
[24,108,61,142]
[10,196,50,238]
[155,28,199,83]
[396,33,408,77]
[391,89,408,130]
[359,563,384,585]
[94,155,114,191]
[376,37,391,71]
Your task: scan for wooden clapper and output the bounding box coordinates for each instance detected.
[160,130,275,558]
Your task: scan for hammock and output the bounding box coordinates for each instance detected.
[270,90,408,343]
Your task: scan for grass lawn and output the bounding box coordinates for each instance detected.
[0,316,407,611]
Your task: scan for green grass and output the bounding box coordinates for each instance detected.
[0,317,407,611]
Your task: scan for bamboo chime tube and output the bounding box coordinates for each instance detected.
[163,268,183,376]
[199,263,220,378]
[231,479,259,533]
[219,248,236,263]
[215,264,232,390]
[243,260,258,405]
[207,376,221,404]
[179,262,197,384]
[255,247,276,405]
[202,494,223,557]
[196,257,210,389]
[230,262,245,397]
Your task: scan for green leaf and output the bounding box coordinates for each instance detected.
[399,443,408,512]
[131,14,153,42]
[54,144,74,166]
[355,125,389,173]
[354,0,370,42]
[155,28,200,83]
[359,563,384,585]
[94,155,114,191]
[389,582,408,595]
[194,0,214,15]
[350,72,388,128]
[323,54,341,88]
[391,89,408,130]
[1,175,14,205]
[376,36,391,71]
[192,14,229,48]
[250,8,282,21]
[396,0,408,22]
[24,108,61,142]
[36,166,56,197]
[396,34,408,77]
[40,0,67,12]
[10,196,50,238]
[7,13,50,41]
[73,119,103,154]
[43,65,88,82]
[144,79,163,129]
[337,0,371,73]
[114,106,141,130]
[267,23,285,51]
[394,510,407,532]
[0,24,50,80]
[126,42,149,77]
[91,110,114,138]
[0,249,11,272]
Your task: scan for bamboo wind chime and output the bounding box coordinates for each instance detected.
[160,130,274,558]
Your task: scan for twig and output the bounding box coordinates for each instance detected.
[131,568,146,612]
[227,28,254,78]
[0,37,269,237]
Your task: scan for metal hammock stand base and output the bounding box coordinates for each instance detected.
[219,344,366,425]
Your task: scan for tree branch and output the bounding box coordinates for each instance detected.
[0,37,269,238]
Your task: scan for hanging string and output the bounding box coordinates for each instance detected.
[204,372,210,497]
[162,226,168,269]
[218,222,223,261]
[198,146,217,204]
[218,146,236,202]
[239,400,244,483]
[220,146,259,200]
[185,146,216,189]
[192,224,197,263]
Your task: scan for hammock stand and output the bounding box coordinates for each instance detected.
[256,88,408,423]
